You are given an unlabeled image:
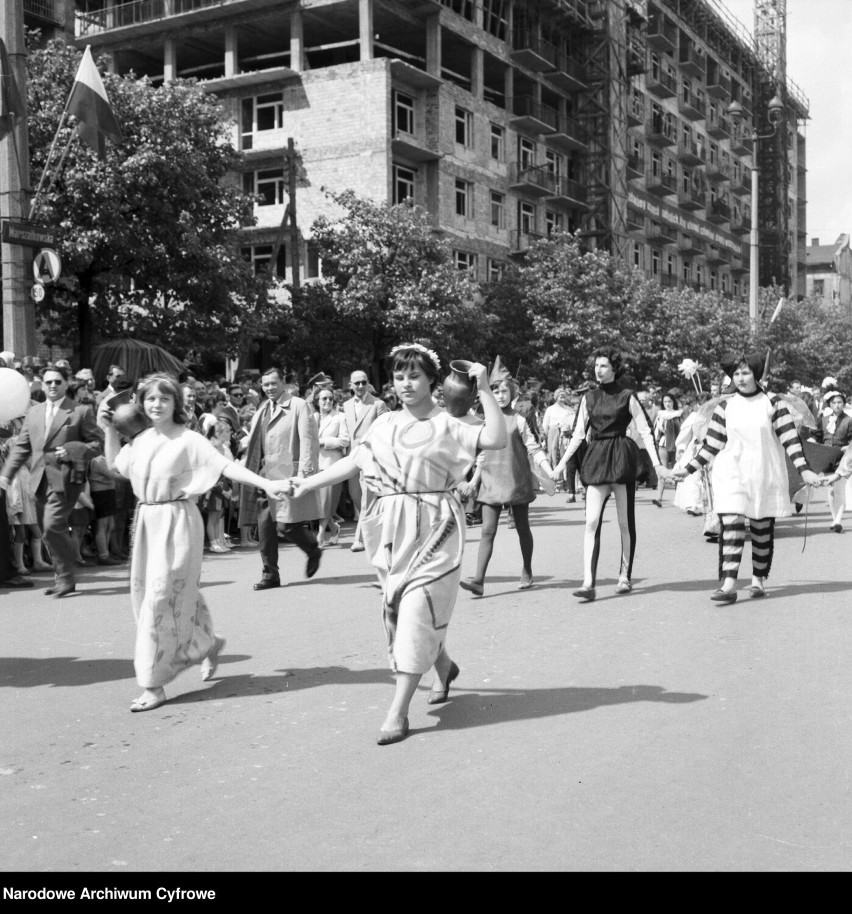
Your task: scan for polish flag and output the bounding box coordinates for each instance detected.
[67,46,123,159]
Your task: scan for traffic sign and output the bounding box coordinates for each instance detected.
[31,284,45,302]
[2,220,58,248]
[33,248,62,285]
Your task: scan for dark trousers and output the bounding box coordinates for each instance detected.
[36,478,81,586]
[256,495,319,582]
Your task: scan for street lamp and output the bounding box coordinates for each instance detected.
[728,94,785,329]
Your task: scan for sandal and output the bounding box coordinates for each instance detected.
[130,690,166,713]
[201,636,226,681]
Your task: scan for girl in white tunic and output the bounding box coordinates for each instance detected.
[289,345,507,745]
[673,353,820,603]
[105,374,290,712]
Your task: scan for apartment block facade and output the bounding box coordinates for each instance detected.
[69,0,808,298]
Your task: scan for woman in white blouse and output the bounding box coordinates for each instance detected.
[314,388,350,545]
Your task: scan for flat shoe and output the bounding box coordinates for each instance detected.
[427,661,460,705]
[459,578,484,597]
[3,576,34,589]
[573,586,595,601]
[377,717,409,746]
[44,583,76,597]
[710,589,737,604]
[518,572,534,590]
[201,636,226,681]
[830,524,842,533]
[652,499,662,508]
[305,549,322,579]
[615,579,632,595]
[130,692,166,713]
[350,542,365,553]
[252,578,280,591]
[748,586,766,599]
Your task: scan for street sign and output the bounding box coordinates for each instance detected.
[33,248,62,285]
[31,284,45,302]
[2,220,58,248]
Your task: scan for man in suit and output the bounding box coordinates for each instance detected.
[238,367,323,590]
[342,369,387,552]
[0,365,103,597]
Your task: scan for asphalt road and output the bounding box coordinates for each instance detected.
[2,487,851,872]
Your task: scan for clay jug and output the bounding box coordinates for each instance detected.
[112,403,151,440]
[442,360,477,418]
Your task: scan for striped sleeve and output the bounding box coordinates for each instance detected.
[771,396,808,470]
[685,402,728,474]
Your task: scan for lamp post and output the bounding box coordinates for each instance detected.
[727,94,785,330]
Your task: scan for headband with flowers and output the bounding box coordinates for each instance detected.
[388,343,441,373]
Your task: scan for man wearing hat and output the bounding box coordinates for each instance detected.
[817,389,852,532]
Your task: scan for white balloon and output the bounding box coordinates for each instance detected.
[0,367,31,423]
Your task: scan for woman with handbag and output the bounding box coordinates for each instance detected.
[459,357,554,596]
[313,387,350,545]
[551,347,668,601]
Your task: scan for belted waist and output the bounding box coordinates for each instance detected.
[590,432,625,441]
[138,498,189,505]
[377,490,451,499]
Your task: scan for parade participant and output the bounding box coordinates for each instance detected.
[816,390,852,532]
[460,357,553,596]
[104,373,292,712]
[0,365,103,598]
[671,352,820,602]
[239,368,323,589]
[551,347,668,601]
[289,345,507,745]
[313,387,350,546]
[651,391,683,507]
[542,388,574,492]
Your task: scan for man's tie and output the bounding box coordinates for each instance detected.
[44,401,56,437]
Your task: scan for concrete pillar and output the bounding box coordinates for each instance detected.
[290,8,304,72]
[426,14,441,77]
[504,67,514,107]
[471,46,483,100]
[164,39,177,82]
[224,25,237,77]
[359,0,374,62]
[1,0,35,355]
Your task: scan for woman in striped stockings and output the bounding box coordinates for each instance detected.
[671,352,820,603]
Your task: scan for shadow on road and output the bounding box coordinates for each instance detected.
[1,656,135,687]
[425,683,708,730]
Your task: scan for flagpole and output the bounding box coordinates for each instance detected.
[31,123,77,220]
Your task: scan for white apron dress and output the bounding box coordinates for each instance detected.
[115,428,230,688]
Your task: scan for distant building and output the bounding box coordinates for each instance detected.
[24,0,74,41]
[806,235,852,309]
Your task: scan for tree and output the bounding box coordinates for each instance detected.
[27,39,275,366]
[281,190,489,383]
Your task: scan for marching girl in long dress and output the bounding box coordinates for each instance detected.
[289,345,507,745]
[459,357,554,596]
[550,347,668,601]
[104,374,292,712]
[671,352,821,603]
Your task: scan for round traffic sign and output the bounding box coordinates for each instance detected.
[33,248,62,285]
[31,283,45,302]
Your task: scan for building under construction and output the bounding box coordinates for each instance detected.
[68,0,808,299]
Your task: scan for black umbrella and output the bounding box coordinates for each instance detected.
[92,339,186,388]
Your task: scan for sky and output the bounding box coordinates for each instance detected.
[718,0,851,246]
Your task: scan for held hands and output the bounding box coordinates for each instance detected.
[266,479,296,500]
[799,470,822,488]
[667,466,688,481]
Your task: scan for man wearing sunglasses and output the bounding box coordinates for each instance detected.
[1,365,103,598]
[342,369,387,552]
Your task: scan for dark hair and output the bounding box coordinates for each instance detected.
[388,347,440,390]
[661,392,680,410]
[590,347,623,377]
[313,388,336,410]
[262,367,284,382]
[42,364,70,382]
[137,373,187,424]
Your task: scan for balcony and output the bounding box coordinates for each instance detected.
[706,246,730,266]
[24,0,63,24]
[707,199,731,224]
[511,31,558,72]
[392,129,441,163]
[627,153,644,179]
[508,164,557,197]
[657,273,679,288]
[76,0,225,34]
[627,36,646,77]
[706,69,731,99]
[730,210,751,235]
[677,137,705,166]
[730,171,752,196]
[508,96,558,134]
[678,87,705,122]
[547,113,588,152]
[730,125,753,155]
[648,222,678,246]
[510,229,545,256]
[705,160,731,182]
[627,210,646,234]
[730,256,749,275]
[647,11,677,53]
[679,237,705,257]
[706,113,730,140]
[678,43,705,79]
[646,66,677,99]
[678,186,706,211]
[547,177,588,208]
[546,54,587,92]
[627,92,645,127]
[645,114,677,148]
[646,171,677,198]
